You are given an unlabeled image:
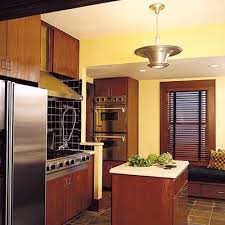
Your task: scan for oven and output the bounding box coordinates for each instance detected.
[94,133,127,161]
[94,96,127,133]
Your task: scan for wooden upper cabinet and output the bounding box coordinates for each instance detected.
[0,21,7,76]
[95,78,128,97]
[6,15,41,82]
[53,28,79,79]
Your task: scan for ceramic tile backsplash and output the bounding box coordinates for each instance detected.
[47,76,82,150]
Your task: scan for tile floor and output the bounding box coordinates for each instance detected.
[67,191,225,225]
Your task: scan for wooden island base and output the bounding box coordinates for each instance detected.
[112,169,188,225]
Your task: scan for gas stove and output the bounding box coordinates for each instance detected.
[46,150,90,175]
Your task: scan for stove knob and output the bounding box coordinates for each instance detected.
[50,164,56,170]
[64,160,70,166]
[46,166,50,171]
[70,159,75,165]
[86,156,90,161]
[57,162,63,168]
[82,157,86,161]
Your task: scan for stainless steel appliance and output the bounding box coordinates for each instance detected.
[46,150,90,175]
[0,80,47,225]
[94,96,127,133]
[94,133,127,161]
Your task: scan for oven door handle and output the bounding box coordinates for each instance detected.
[95,107,126,112]
[95,135,126,141]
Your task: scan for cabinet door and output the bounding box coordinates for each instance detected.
[87,156,94,206]
[103,161,124,188]
[173,184,188,225]
[53,29,79,78]
[46,177,65,225]
[95,79,112,96]
[0,21,7,76]
[95,78,128,97]
[7,15,41,82]
[71,168,89,215]
[110,77,128,96]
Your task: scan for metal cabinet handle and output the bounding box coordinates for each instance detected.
[95,107,126,112]
[218,191,224,194]
[6,60,12,71]
[95,135,126,141]
[1,59,6,69]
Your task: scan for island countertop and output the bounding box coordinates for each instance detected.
[109,160,189,179]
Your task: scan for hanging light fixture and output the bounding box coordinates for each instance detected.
[134,3,182,69]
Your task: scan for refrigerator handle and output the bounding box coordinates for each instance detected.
[5,81,14,225]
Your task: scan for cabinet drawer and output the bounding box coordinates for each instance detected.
[201,184,225,199]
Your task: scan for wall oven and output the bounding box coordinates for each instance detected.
[94,96,127,133]
[94,133,127,161]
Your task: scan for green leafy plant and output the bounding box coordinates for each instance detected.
[128,152,175,167]
[128,155,152,167]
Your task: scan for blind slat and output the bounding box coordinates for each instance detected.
[165,90,208,161]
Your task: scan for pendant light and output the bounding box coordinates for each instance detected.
[134,3,182,69]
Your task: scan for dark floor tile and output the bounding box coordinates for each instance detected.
[188,216,210,225]
[210,219,225,225]
[190,210,211,218]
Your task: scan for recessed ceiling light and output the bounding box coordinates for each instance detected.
[139,69,146,72]
[208,64,219,68]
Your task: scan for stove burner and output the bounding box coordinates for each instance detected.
[47,150,84,160]
[46,150,90,175]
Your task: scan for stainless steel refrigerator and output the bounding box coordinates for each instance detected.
[0,80,47,225]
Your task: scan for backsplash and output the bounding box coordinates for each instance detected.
[48,76,82,150]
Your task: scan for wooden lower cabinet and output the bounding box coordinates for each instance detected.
[173,184,188,225]
[111,169,188,225]
[103,161,125,188]
[46,157,94,225]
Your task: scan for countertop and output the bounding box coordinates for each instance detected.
[109,160,189,179]
[83,150,95,155]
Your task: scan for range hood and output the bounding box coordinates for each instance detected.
[39,71,83,101]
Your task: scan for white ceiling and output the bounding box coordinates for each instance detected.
[86,57,225,80]
[41,0,225,39]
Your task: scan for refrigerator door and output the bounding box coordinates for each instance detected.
[12,83,47,225]
[0,81,6,225]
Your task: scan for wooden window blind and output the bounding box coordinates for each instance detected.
[160,80,215,166]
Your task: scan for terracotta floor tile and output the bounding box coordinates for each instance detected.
[213,206,225,214]
[188,216,210,225]
[193,205,212,211]
[210,219,225,225]
[190,210,211,218]
[195,200,214,207]
[211,212,225,221]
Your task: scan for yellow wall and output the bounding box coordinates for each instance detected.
[80,23,225,73]
[139,77,225,158]
[79,23,225,151]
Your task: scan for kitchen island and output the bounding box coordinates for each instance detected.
[110,160,189,225]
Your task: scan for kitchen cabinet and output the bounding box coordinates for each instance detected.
[0,16,40,82]
[103,161,124,188]
[53,28,79,78]
[95,77,127,96]
[41,22,79,79]
[46,157,94,225]
[111,168,188,225]
[46,176,65,225]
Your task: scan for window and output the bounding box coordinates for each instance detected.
[160,80,215,165]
